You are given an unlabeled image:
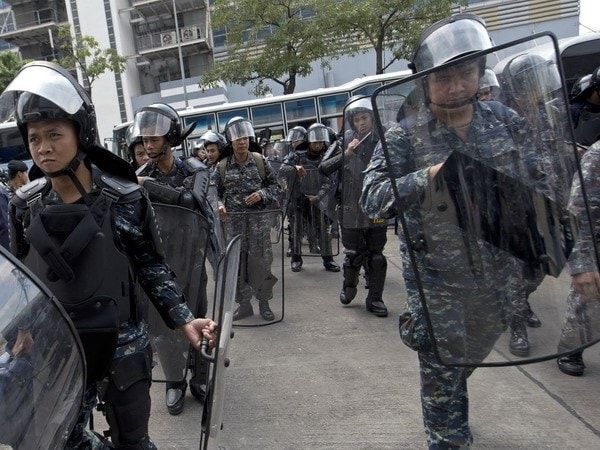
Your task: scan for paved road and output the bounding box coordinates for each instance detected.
[147,228,600,449]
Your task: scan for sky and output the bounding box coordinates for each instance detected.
[580,0,600,35]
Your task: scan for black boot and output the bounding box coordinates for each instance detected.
[233,302,253,321]
[557,351,585,376]
[525,300,541,328]
[259,300,275,321]
[509,316,529,357]
[340,263,359,305]
[366,298,388,317]
[291,255,303,272]
[323,256,340,272]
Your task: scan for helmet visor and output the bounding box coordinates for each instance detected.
[131,110,173,137]
[412,17,491,72]
[0,64,85,122]
[226,120,254,141]
[286,128,306,143]
[307,126,329,143]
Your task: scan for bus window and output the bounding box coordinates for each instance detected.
[318,93,349,116]
[185,113,217,134]
[217,108,249,131]
[251,103,283,128]
[351,82,382,97]
[284,98,317,122]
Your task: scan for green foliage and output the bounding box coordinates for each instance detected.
[53,25,127,93]
[200,0,338,95]
[202,0,465,94]
[0,52,31,93]
[325,0,466,74]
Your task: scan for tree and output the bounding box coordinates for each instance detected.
[0,52,30,93]
[200,0,339,96]
[53,25,127,94]
[329,0,467,74]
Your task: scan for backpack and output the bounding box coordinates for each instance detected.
[218,152,265,183]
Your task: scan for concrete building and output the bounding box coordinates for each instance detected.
[0,0,583,143]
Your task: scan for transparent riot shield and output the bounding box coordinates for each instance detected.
[287,165,339,258]
[145,204,211,382]
[341,97,388,231]
[0,247,85,449]
[199,235,241,450]
[369,32,599,367]
[224,207,285,327]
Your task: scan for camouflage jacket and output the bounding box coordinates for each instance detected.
[210,152,281,212]
[361,101,543,286]
[568,141,600,275]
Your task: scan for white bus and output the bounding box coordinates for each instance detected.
[110,70,413,158]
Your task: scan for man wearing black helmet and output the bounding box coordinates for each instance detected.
[320,96,389,318]
[211,116,281,322]
[200,130,227,169]
[124,124,149,170]
[283,122,339,272]
[2,61,216,449]
[569,66,600,149]
[133,103,217,416]
[555,66,600,377]
[361,14,562,448]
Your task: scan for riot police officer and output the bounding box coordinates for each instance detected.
[124,124,149,170]
[555,67,600,376]
[284,122,339,272]
[477,68,500,101]
[133,103,215,415]
[201,130,227,169]
[211,116,281,322]
[2,61,216,448]
[569,66,600,149]
[320,96,388,317]
[361,14,554,448]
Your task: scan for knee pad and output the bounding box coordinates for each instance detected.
[368,253,387,271]
[344,249,364,269]
[105,379,153,449]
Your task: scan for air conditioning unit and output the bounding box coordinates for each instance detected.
[181,26,199,42]
[160,31,177,46]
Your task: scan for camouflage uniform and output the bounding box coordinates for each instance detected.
[210,152,281,304]
[361,100,541,448]
[282,147,335,258]
[11,177,193,449]
[558,142,600,352]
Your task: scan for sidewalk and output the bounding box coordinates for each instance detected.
[149,229,600,449]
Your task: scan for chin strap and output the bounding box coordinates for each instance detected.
[43,150,93,205]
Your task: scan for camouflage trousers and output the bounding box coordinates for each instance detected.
[557,284,600,353]
[418,350,475,449]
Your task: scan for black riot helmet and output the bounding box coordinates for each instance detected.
[502,53,561,102]
[409,13,491,75]
[344,96,374,134]
[131,102,195,147]
[125,124,142,149]
[200,130,226,149]
[306,123,330,143]
[570,66,600,102]
[0,61,135,182]
[286,126,307,144]
[224,116,255,142]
